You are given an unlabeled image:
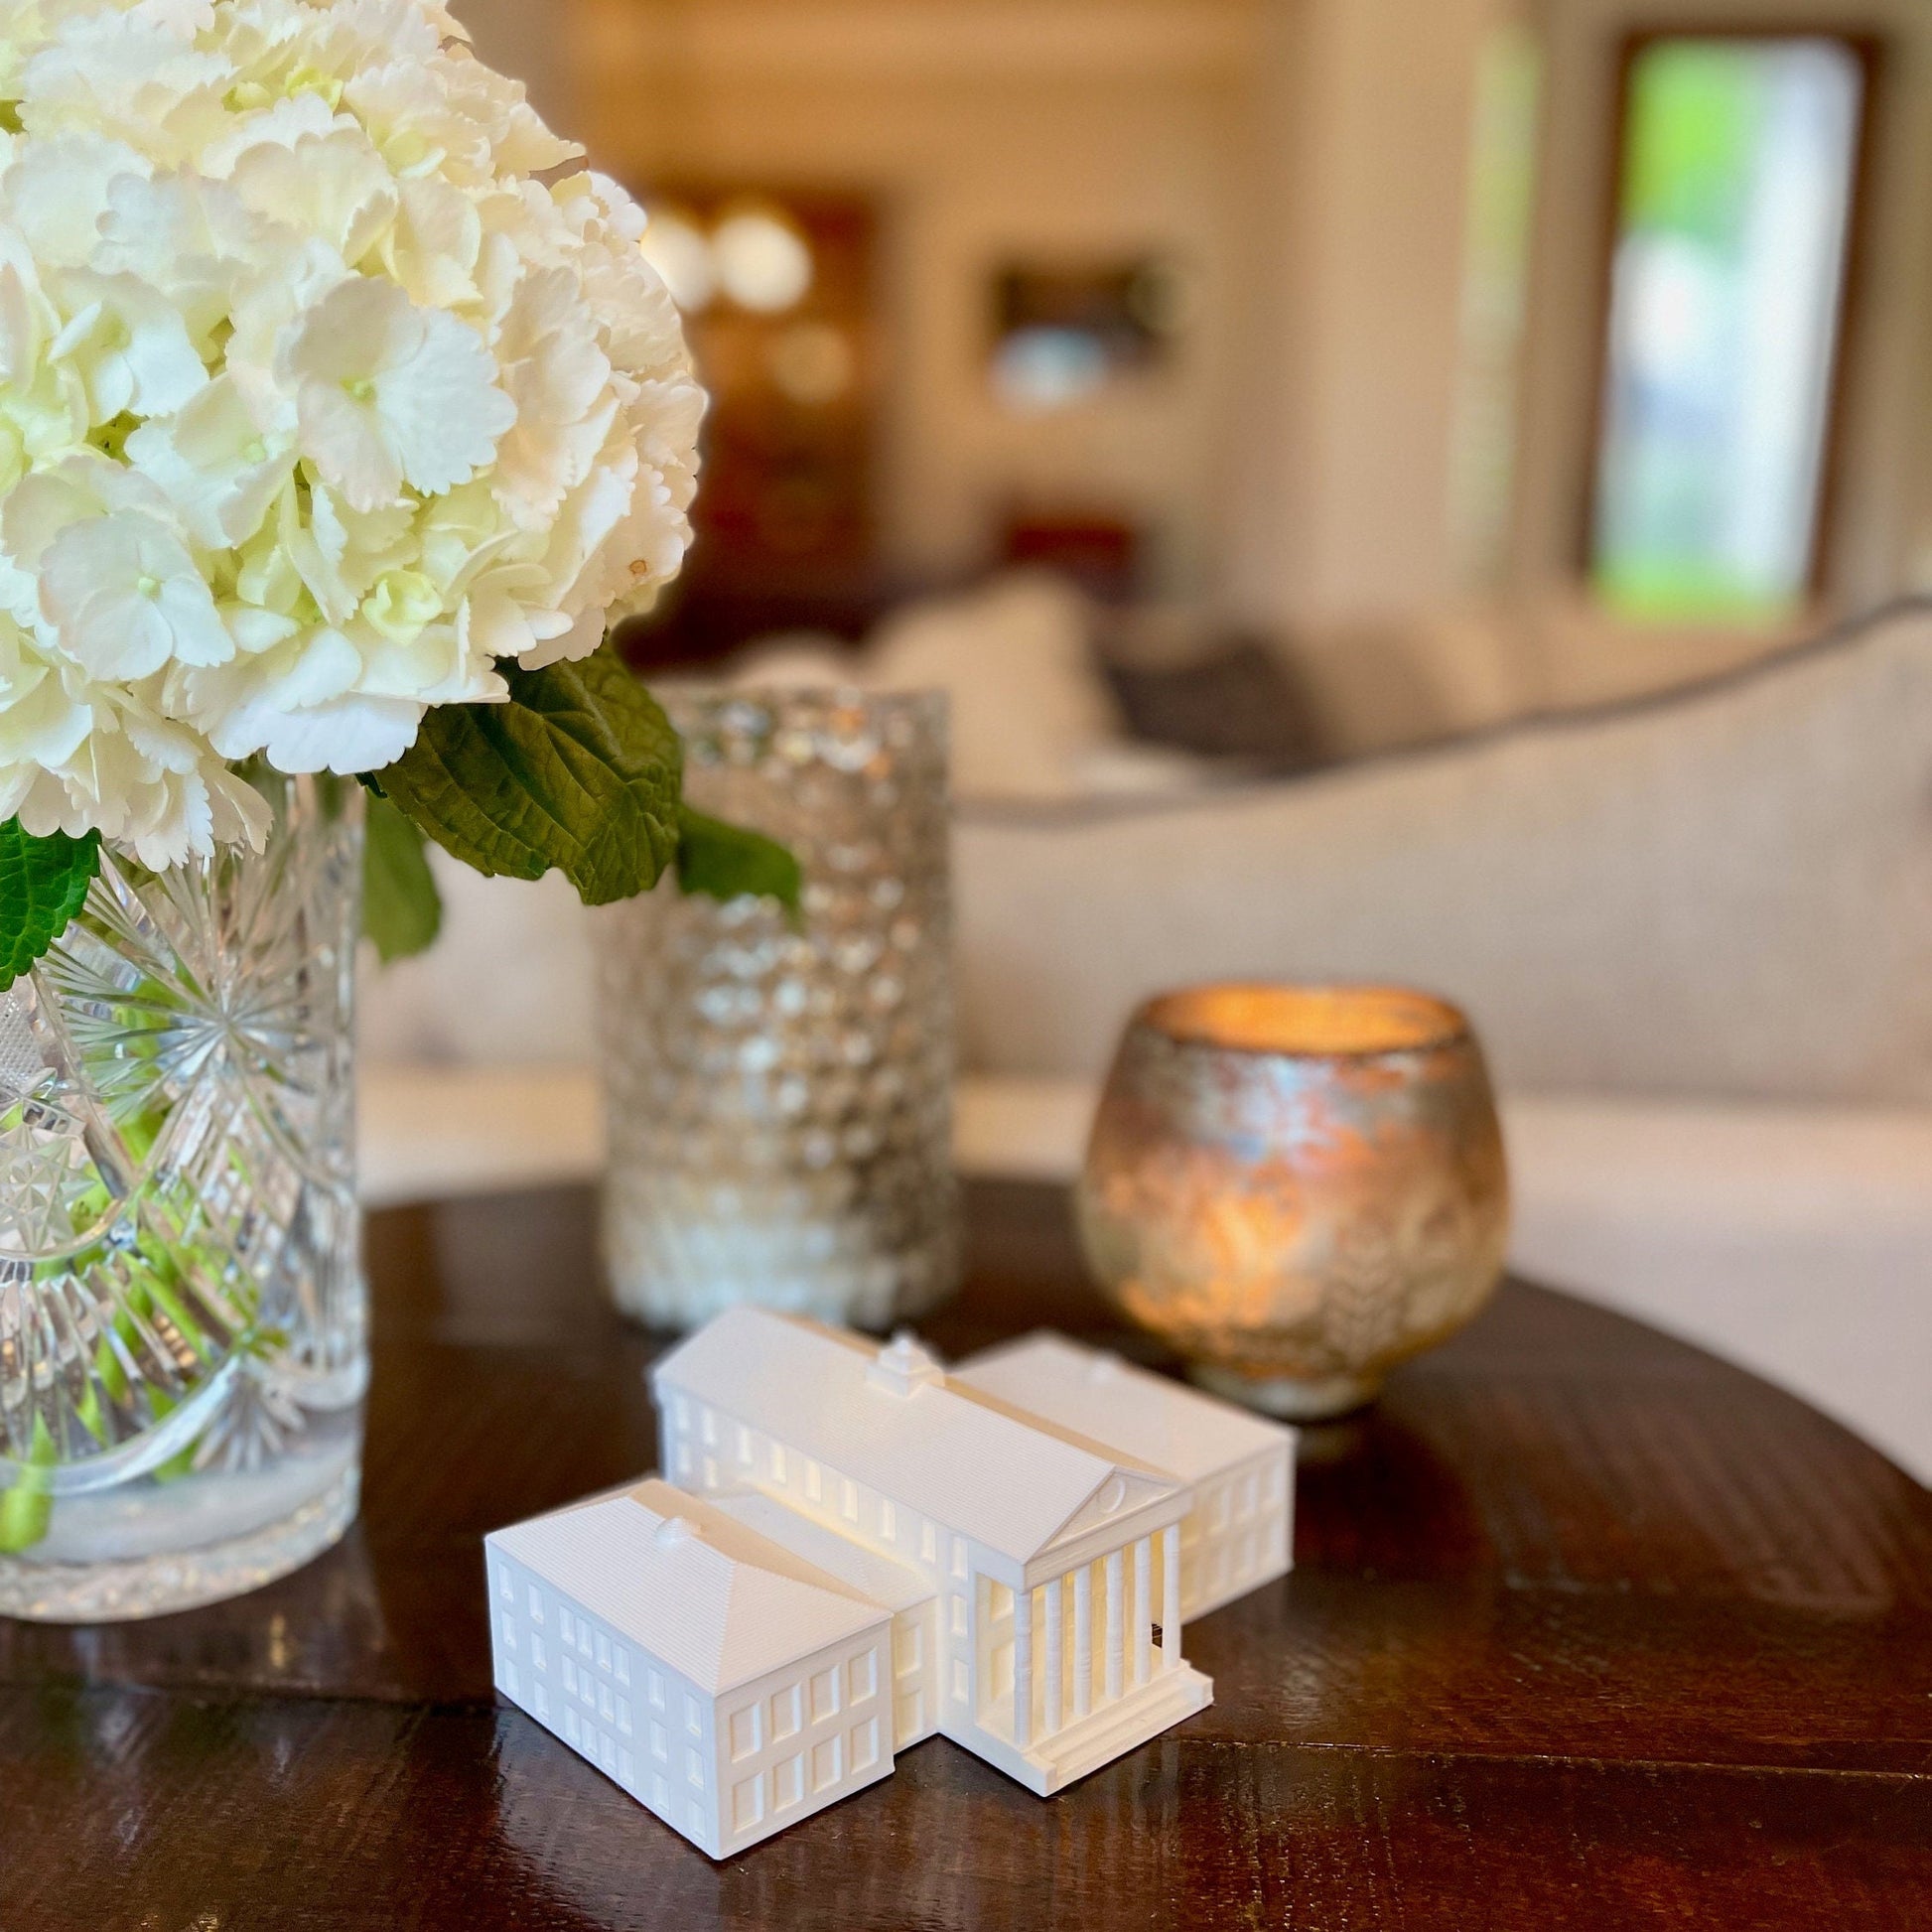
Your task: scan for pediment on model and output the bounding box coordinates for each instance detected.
[1036,1468,1184,1558]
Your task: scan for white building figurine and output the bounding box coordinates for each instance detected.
[486,1479,894,1859]
[486,1308,1298,1860]
[950,1331,1296,1619]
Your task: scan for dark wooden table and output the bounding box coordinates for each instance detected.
[3,1180,1930,1929]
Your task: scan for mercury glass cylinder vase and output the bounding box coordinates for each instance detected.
[0,775,366,1621]
[1078,984,1508,1420]
[599,688,956,1331]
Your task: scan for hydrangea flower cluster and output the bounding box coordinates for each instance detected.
[0,0,702,866]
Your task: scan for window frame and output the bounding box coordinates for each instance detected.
[1576,23,1885,616]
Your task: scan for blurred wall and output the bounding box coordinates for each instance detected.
[452,0,579,130]
[567,0,1260,595]
[1226,0,1508,634]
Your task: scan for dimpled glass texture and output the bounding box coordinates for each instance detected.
[0,775,365,1621]
[599,690,956,1331]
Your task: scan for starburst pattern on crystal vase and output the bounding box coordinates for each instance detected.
[0,776,362,1512]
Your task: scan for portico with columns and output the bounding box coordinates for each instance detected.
[652,1306,1213,1800]
[966,1472,1205,1793]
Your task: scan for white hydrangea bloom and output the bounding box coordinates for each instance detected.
[0,0,701,866]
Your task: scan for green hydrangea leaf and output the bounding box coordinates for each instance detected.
[0,820,99,993]
[362,791,444,964]
[676,805,803,913]
[372,645,682,907]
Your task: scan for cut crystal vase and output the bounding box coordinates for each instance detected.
[0,775,366,1621]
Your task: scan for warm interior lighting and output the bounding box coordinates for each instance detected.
[712,205,815,314]
[638,207,717,313]
[767,322,856,405]
[1140,985,1468,1057]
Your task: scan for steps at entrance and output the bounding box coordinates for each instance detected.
[1031,1665,1213,1793]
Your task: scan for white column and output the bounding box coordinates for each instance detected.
[1072,1565,1093,1720]
[1162,1524,1182,1670]
[1103,1550,1123,1703]
[1224,0,1499,630]
[1013,1586,1034,1750]
[1133,1538,1152,1687]
[1042,1577,1063,1737]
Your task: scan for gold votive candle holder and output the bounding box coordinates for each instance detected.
[1076,984,1509,1419]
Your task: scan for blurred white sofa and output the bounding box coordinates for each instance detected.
[362,594,1932,1484]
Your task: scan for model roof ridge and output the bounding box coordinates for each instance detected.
[651,1308,1187,1567]
[942,1372,1173,1480]
[489,1479,885,1694]
[657,1304,1175,1480]
[953,1331,1297,1479]
[622,1478,883,1611]
[709,1486,936,1615]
